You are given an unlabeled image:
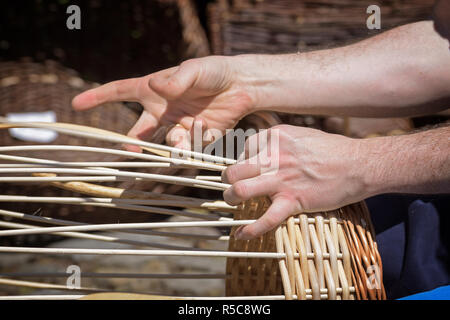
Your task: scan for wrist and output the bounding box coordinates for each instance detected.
[229,53,300,113]
[357,136,400,197]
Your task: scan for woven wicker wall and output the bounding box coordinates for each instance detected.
[208,0,436,55]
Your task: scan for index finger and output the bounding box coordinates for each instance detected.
[72,77,142,111]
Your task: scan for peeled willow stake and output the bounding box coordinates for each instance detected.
[0,121,236,165]
[28,173,236,210]
[0,145,226,171]
[0,220,256,237]
[0,246,325,259]
[0,195,236,211]
[0,208,230,241]
[0,167,230,190]
[0,278,103,293]
[0,220,210,251]
[0,196,222,221]
[1,272,229,280]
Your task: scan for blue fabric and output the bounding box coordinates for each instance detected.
[399,285,450,300]
[366,194,450,299]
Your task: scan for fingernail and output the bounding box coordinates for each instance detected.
[221,170,228,184]
[234,227,244,240]
[122,144,142,153]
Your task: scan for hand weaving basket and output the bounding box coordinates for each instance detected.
[0,60,287,226]
[0,120,385,300]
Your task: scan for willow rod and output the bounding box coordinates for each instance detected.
[0,273,356,297]
[0,208,230,241]
[0,216,343,237]
[0,295,84,300]
[0,246,344,259]
[0,294,346,300]
[0,195,236,211]
[0,121,236,165]
[29,173,234,209]
[0,145,226,171]
[0,221,209,251]
[0,153,229,177]
[0,220,253,237]
[0,176,131,183]
[1,272,229,279]
[0,272,356,295]
[27,202,220,221]
[0,167,229,190]
[0,246,343,260]
[0,162,173,169]
[0,278,103,293]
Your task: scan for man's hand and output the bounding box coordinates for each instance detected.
[72,56,256,151]
[222,125,371,240]
[223,124,450,240]
[73,21,450,153]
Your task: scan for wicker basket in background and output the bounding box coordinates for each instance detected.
[208,0,435,55]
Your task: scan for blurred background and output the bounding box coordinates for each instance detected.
[0,0,448,297]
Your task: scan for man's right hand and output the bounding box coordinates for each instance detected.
[72,56,256,151]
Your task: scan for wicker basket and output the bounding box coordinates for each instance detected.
[78,200,386,300]
[0,120,386,300]
[0,59,139,160]
[227,198,385,300]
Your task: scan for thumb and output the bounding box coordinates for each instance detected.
[148,60,200,100]
[235,196,302,240]
[122,111,159,153]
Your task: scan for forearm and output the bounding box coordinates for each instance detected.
[233,21,450,118]
[361,125,450,197]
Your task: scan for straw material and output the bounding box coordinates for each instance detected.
[226,197,283,296]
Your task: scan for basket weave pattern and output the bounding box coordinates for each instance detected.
[227,199,386,300]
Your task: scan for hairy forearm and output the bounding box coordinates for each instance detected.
[233,21,450,118]
[360,125,450,196]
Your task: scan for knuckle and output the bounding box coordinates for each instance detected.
[277,129,291,141]
[232,181,248,199]
[261,214,280,231]
[271,124,282,131]
[180,58,199,70]
[279,154,297,168]
[222,167,235,184]
[295,194,309,212]
[244,134,256,147]
[244,227,261,239]
[222,188,234,205]
[271,124,289,132]
[114,80,127,95]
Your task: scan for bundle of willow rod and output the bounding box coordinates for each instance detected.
[0,120,385,300]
